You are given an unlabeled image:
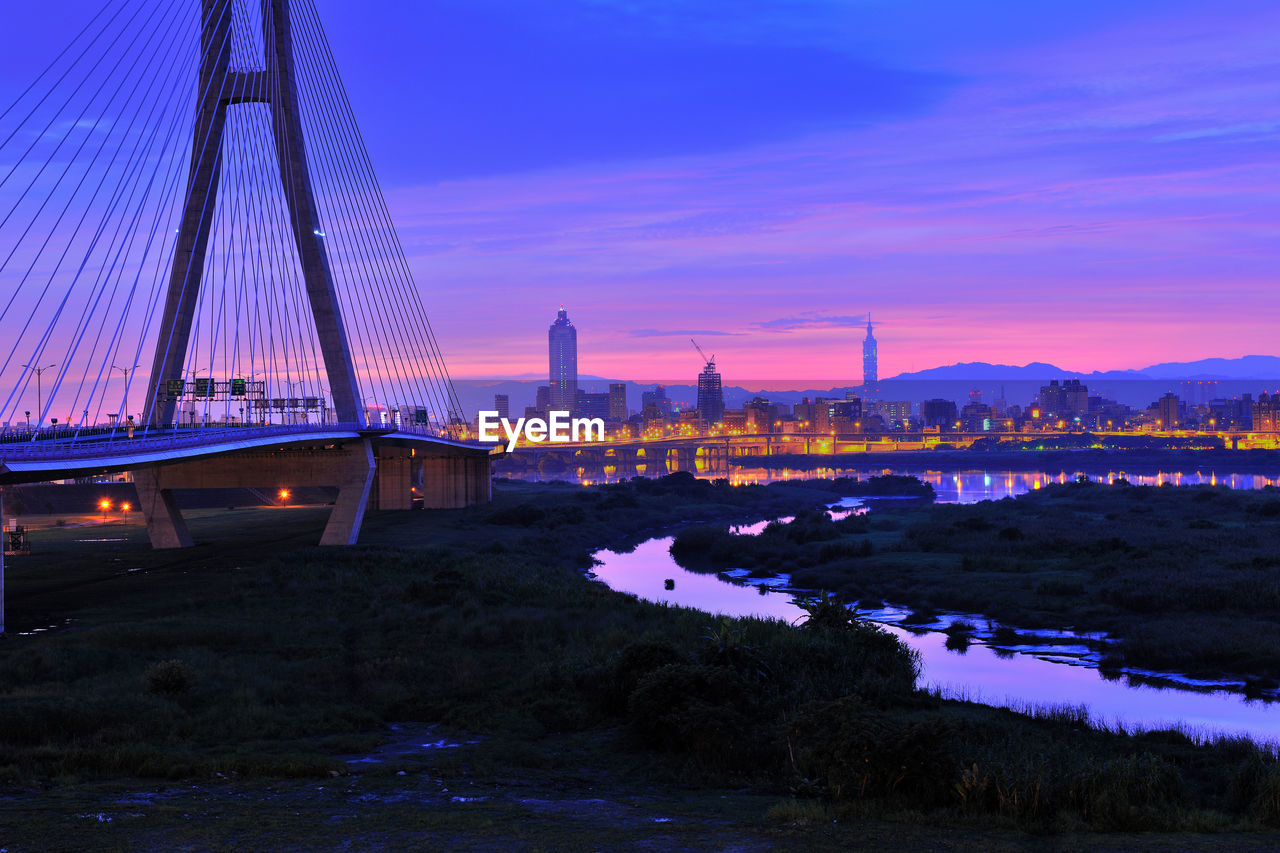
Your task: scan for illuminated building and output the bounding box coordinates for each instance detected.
[1207,394,1251,430]
[920,398,957,428]
[1252,393,1280,431]
[493,394,509,420]
[829,397,861,421]
[641,385,672,417]
[548,306,578,413]
[608,383,627,421]
[1038,379,1088,419]
[1158,392,1180,430]
[721,410,748,432]
[696,361,725,424]
[867,399,911,425]
[960,401,993,431]
[744,397,772,432]
[577,390,612,420]
[862,316,878,397]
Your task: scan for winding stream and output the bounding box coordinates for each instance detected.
[589,500,1280,744]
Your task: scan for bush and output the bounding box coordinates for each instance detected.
[669,524,731,563]
[144,659,196,696]
[1229,750,1280,826]
[486,503,546,526]
[785,698,956,805]
[602,639,685,713]
[627,663,753,766]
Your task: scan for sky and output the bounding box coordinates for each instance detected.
[4,0,1280,384]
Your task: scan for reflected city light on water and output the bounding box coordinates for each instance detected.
[508,464,1280,503]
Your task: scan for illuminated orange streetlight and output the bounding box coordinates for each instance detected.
[278,488,291,506]
[98,498,111,524]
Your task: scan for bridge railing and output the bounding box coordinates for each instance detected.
[0,421,454,462]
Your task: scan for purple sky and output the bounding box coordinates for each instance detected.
[4,0,1280,383]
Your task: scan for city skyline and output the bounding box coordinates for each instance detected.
[4,1,1279,382]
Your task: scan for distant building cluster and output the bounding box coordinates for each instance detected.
[469,307,1280,442]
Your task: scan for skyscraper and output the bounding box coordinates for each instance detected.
[548,306,577,413]
[862,316,878,397]
[697,360,724,425]
[608,383,627,421]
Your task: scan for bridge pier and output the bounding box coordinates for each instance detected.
[323,440,378,546]
[134,438,378,549]
[416,453,492,508]
[133,470,194,549]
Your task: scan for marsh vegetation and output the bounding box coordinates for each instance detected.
[1,473,1279,845]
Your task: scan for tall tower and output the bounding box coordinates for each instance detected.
[548,306,578,413]
[697,361,724,425]
[862,315,878,398]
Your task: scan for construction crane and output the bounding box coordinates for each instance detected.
[691,339,716,372]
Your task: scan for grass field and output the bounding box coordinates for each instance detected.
[1,474,1279,850]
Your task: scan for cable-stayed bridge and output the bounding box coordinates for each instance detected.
[0,0,492,547]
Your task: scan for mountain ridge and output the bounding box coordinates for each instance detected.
[887,355,1280,382]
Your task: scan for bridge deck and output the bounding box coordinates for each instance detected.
[0,424,489,484]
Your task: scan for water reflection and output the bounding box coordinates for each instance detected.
[590,532,1280,743]
[508,464,1280,504]
[711,468,1280,503]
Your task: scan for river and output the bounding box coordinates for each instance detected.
[588,494,1280,744]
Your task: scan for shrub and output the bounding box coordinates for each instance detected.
[1229,750,1280,826]
[785,698,956,805]
[669,524,732,563]
[610,640,684,701]
[626,663,752,766]
[486,503,546,526]
[144,659,196,696]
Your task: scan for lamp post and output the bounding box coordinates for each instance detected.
[21,363,56,427]
[112,363,138,424]
[289,380,306,425]
[190,369,208,428]
[238,371,265,425]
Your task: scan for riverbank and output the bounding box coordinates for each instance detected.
[1,475,1279,847]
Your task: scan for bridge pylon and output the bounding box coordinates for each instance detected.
[143,0,362,429]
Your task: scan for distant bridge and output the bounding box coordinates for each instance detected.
[499,428,1266,475]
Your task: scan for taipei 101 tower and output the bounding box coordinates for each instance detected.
[862,316,878,398]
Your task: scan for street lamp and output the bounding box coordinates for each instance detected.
[278,488,291,507]
[112,363,138,423]
[237,371,266,425]
[98,498,111,525]
[21,363,56,427]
